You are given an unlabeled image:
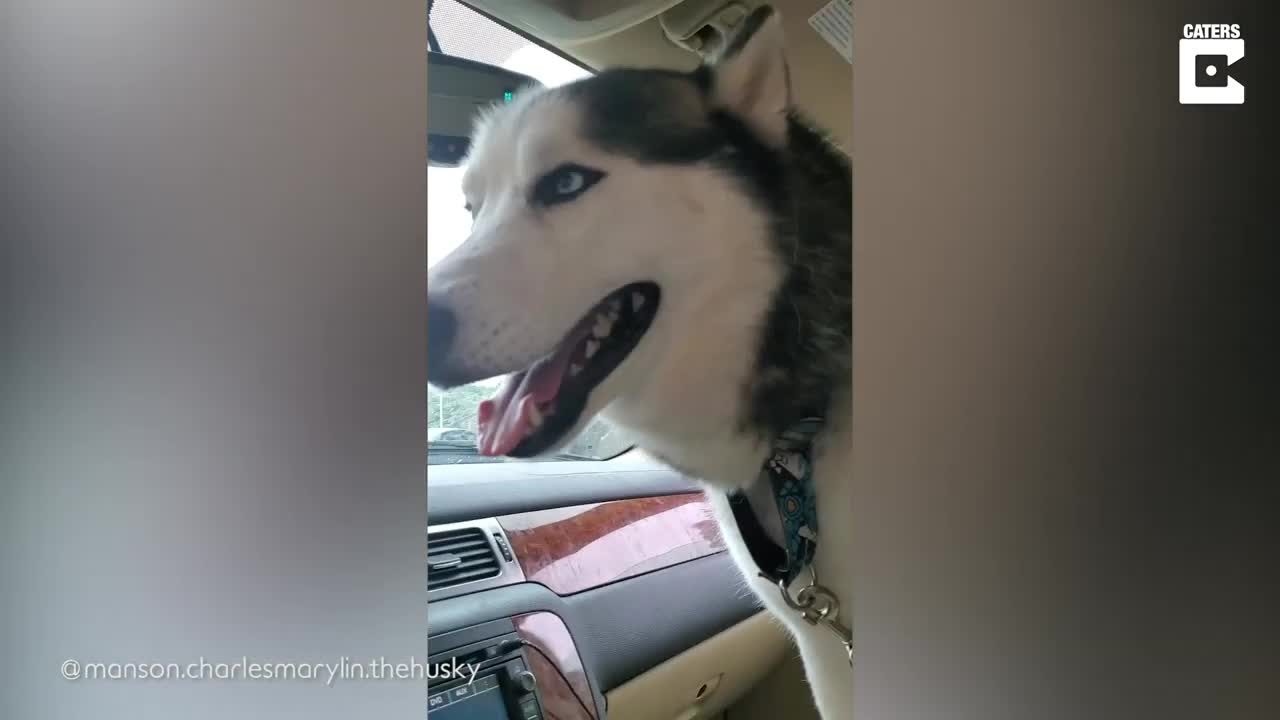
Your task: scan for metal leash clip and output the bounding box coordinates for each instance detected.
[777,567,853,667]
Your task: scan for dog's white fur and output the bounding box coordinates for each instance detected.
[429,12,850,718]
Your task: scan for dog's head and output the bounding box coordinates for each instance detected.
[427,7,795,460]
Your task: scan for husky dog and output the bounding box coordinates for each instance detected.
[427,7,851,717]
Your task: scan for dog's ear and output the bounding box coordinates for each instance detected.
[708,6,791,146]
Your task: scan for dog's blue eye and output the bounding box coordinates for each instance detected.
[556,171,584,195]
[532,164,605,207]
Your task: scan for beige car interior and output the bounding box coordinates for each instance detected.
[471,0,850,152]
[451,2,849,718]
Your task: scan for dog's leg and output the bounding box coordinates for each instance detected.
[708,490,851,719]
[794,625,853,718]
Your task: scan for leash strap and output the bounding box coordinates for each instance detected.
[726,417,823,587]
[727,417,853,666]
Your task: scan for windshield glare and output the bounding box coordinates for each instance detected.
[427,1,636,464]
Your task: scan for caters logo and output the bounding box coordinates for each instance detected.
[1179,24,1245,105]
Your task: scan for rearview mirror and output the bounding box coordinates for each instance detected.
[428,52,540,167]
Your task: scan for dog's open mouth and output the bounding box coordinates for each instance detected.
[477,282,660,458]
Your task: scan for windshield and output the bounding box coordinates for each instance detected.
[427,0,637,465]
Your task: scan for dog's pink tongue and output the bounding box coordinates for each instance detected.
[476,353,571,456]
[477,391,535,457]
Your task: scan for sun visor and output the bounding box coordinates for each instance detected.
[465,0,689,44]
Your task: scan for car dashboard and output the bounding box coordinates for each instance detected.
[426,455,788,719]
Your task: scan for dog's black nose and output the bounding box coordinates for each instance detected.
[427,300,457,385]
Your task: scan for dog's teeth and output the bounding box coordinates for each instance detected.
[528,404,544,427]
[593,315,612,338]
[585,339,599,359]
[631,292,645,311]
[569,362,583,377]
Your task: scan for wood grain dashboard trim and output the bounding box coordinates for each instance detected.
[513,611,597,720]
[497,493,725,596]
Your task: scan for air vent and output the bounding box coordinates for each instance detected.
[428,526,500,592]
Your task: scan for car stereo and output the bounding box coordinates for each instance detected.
[428,628,544,720]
